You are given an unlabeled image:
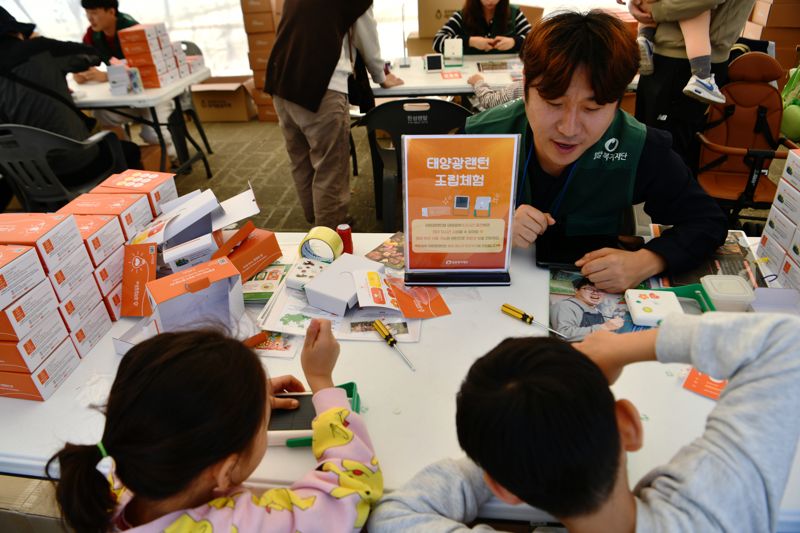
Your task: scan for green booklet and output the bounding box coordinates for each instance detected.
[242,260,292,303]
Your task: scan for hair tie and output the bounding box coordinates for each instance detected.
[95,445,133,506]
[97,441,109,458]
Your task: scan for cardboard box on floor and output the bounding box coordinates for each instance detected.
[418,0,463,38]
[241,0,272,14]
[191,76,257,122]
[0,475,62,532]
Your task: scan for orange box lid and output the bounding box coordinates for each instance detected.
[0,213,74,242]
[73,215,119,239]
[226,228,281,280]
[58,193,147,216]
[146,257,240,304]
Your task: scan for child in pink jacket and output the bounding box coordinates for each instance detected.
[47,319,381,532]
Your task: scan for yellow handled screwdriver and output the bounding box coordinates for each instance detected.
[501,303,567,339]
[373,319,416,371]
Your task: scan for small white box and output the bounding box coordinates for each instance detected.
[764,206,796,250]
[58,274,103,332]
[94,245,125,297]
[47,245,94,302]
[782,149,800,191]
[0,214,83,274]
[304,254,384,315]
[0,245,46,310]
[0,280,59,342]
[700,275,754,311]
[70,301,112,358]
[758,232,787,271]
[58,193,153,241]
[0,337,80,401]
[780,256,800,290]
[773,178,800,224]
[624,289,684,327]
[104,282,123,321]
[0,315,67,374]
[162,233,218,272]
[74,215,125,267]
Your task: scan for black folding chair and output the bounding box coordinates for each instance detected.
[0,124,126,212]
[357,98,473,231]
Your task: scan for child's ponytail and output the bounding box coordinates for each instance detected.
[46,443,115,533]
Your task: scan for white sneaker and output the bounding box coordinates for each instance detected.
[682,74,726,104]
[637,36,654,76]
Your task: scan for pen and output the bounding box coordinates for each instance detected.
[373,319,416,371]
[501,303,567,339]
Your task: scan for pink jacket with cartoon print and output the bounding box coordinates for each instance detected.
[111,388,382,532]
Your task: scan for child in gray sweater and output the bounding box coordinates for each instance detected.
[368,313,800,532]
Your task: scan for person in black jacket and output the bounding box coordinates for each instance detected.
[0,8,141,211]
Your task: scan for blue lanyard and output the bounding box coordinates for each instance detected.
[517,140,578,218]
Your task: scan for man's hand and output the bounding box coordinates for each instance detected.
[512,204,556,248]
[467,73,484,86]
[628,0,654,24]
[575,248,666,293]
[301,319,340,393]
[492,36,515,51]
[74,67,108,84]
[600,317,624,331]
[573,328,659,385]
[269,375,306,410]
[380,72,404,88]
[469,36,496,51]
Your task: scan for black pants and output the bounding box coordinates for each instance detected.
[635,54,729,174]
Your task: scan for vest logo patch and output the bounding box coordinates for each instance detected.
[604,138,619,152]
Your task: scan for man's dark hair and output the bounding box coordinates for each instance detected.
[573,277,595,290]
[522,10,638,104]
[81,0,119,11]
[456,336,621,517]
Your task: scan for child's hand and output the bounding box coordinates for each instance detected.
[573,328,659,385]
[301,319,339,393]
[269,375,305,410]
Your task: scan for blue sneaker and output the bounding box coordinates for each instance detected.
[683,74,726,104]
[637,36,654,76]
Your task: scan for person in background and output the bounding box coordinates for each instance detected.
[369,312,800,532]
[550,277,623,341]
[0,8,141,211]
[464,11,727,293]
[74,0,176,161]
[266,1,403,229]
[467,74,523,110]
[631,0,755,169]
[47,319,383,532]
[433,0,531,55]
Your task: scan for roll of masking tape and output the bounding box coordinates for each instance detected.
[299,226,344,263]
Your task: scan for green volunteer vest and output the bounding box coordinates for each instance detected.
[465,100,646,235]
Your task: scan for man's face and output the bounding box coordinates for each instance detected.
[524,66,617,176]
[85,8,116,33]
[575,283,602,306]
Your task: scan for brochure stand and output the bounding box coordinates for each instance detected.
[403,134,519,286]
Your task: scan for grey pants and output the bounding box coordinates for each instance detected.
[273,90,350,228]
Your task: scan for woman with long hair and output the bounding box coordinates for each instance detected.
[433,0,531,55]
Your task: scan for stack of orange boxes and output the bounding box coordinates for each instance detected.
[241,0,280,122]
[742,0,800,90]
[119,23,187,88]
[0,214,113,401]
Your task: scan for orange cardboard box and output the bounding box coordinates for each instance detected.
[146,257,248,333]
[0,315,68,374]
[138,66,172,89]
[243,12,275,33]
[70,301,113,358]
[58,274,102,332]
[0,338,80,401]
[120,40,159,57]
[216,227,281,281]
[58,193,153,241]
[247,32,276,53]
[241,0,272,13]
[74,215,125,268]
[118,23,161,44]
[248,50,270,72]
[47,245,94,302]
[93,169,179,217]
[0,245,46,310]
[0,280,59,343]
[104,283,123,321]
[0,213,83,273]
[94,245,125,297]
[121,243,157,317]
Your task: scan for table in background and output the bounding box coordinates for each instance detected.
[0,233,797,530]
[69,66,212,178]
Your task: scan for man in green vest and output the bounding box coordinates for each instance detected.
[465,11,727,293]
[73,0,138,83]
